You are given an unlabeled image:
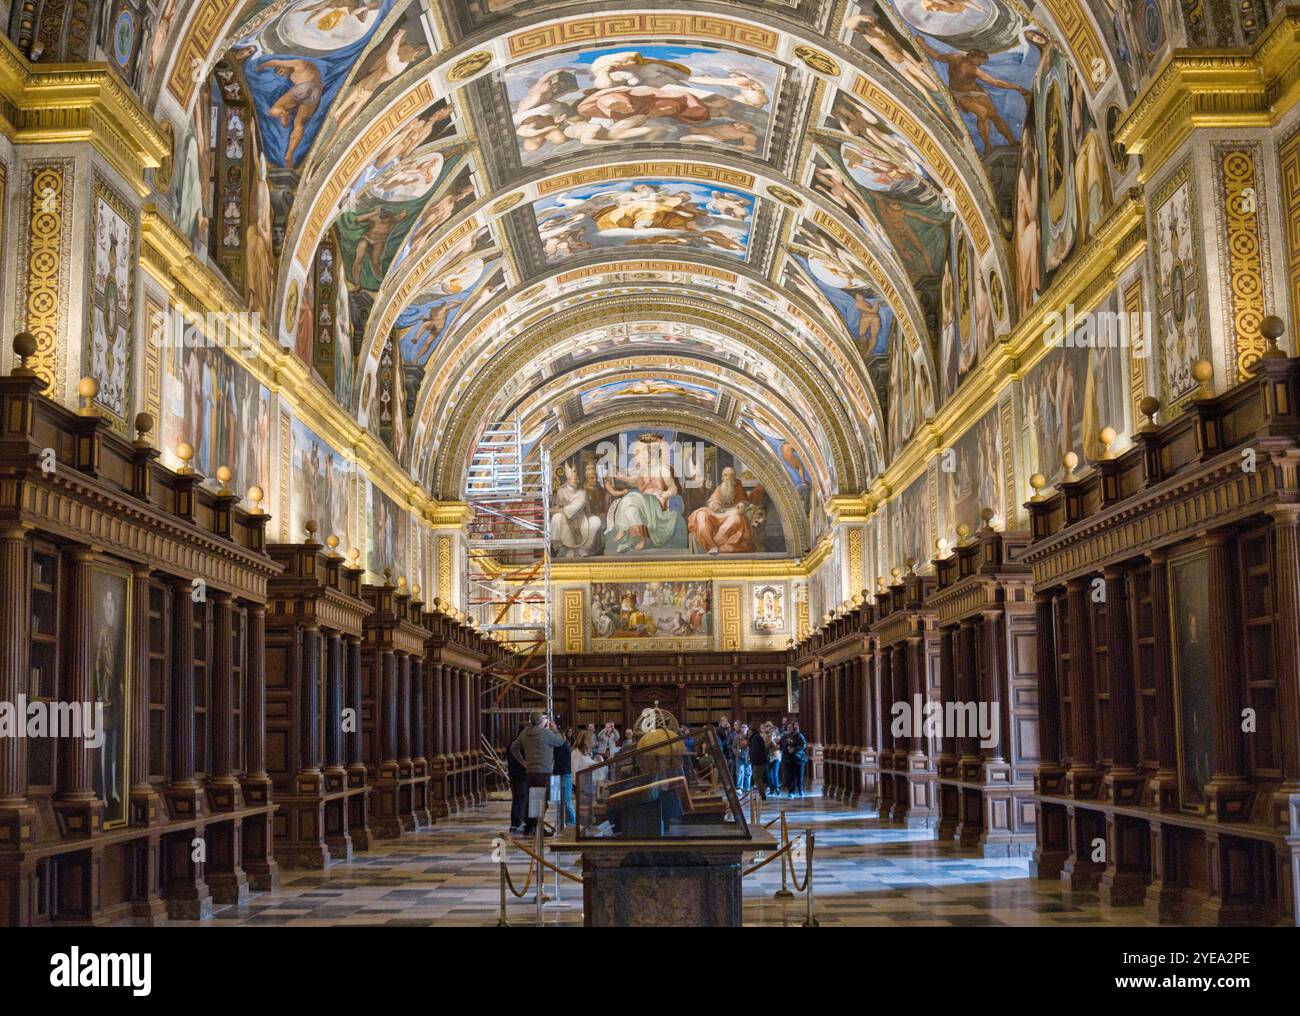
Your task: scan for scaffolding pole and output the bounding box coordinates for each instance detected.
[464,418,553,718]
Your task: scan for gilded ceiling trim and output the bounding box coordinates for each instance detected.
[505,13,779,58]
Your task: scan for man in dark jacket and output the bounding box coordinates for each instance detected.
[506,722,528,832]
[748,724,770,800]
[781,722,808,797]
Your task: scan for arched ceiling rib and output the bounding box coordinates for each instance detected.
[145,0,1144,522]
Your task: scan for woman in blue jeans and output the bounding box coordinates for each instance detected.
[733,724,753,793]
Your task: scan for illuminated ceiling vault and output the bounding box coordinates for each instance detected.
[150,0,1148,540]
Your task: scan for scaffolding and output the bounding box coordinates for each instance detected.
[464,417,553,719]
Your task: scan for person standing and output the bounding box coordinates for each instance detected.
[510,713,566,834]
[554,732,575,826]
[716,716,735,774]
[733,723,752,793]
[781,722,808,797]
[748,721,770,801]
[764,722,782,796]
[506,722,528,833]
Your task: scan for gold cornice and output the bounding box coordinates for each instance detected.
[138,207,458,527]
[1116,9,1300,178]
[826,494,875,523]
[0,36,168,197]
[426,502,472,529]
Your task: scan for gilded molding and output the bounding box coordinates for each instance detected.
[0,35,168,197]
[1115,11,1300,179]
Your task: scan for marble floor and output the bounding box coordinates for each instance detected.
[171,794,1153,927]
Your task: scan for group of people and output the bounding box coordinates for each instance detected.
[505,712,808,836]
[714,716,807,801]
[507,718,635,835]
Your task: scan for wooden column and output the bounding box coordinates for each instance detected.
[345,637,363,769]
[397,654,412,767]
[432,662,447,755]
[128,565,158,823]
[381,651,398,767]
[324,633,344,774]
[1204,529,1251,819]
[956,619,980,775]
[450,666,463,753]
[1102,566,1142,802]
[1064,577,1100,797]
[300,625,322,777]
[207,593,241,803]
[54,549,102,834]
[1146,549,1178,809]
[1034,590,1065,791]
[981,611,1007,765]
[165,578,200,808]
[937,626,957,771]
[411,658,426,765]
[244,605,270,787]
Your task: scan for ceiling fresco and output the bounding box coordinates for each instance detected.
[143,0,1158,537]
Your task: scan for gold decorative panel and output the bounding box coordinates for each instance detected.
[1123,277,1148,428]
[437,535,453,604]
[1280,126,1300,347]
[19,161,72,398]
[562,589,584,654]
[847,528,863,595]
[278,408,291,542]
[719,584,743,651]
[1217,146,1266,383]
[142,292,165,430]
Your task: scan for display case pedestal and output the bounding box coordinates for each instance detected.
[552,832,776,927]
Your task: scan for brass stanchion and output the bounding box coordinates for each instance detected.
[774,811,794,899]
[497,858,510,927]
[802,829,818,927]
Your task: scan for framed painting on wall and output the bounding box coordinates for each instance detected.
[90,563,132,828]
[1168,549,1214,813]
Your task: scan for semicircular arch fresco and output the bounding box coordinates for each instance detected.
[139,0,1156,556]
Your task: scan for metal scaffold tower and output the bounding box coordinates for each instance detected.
[465,417,553,720]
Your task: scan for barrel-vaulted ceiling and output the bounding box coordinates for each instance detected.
[149,0,1148,528]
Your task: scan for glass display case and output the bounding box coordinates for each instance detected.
[574,727,751,840]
